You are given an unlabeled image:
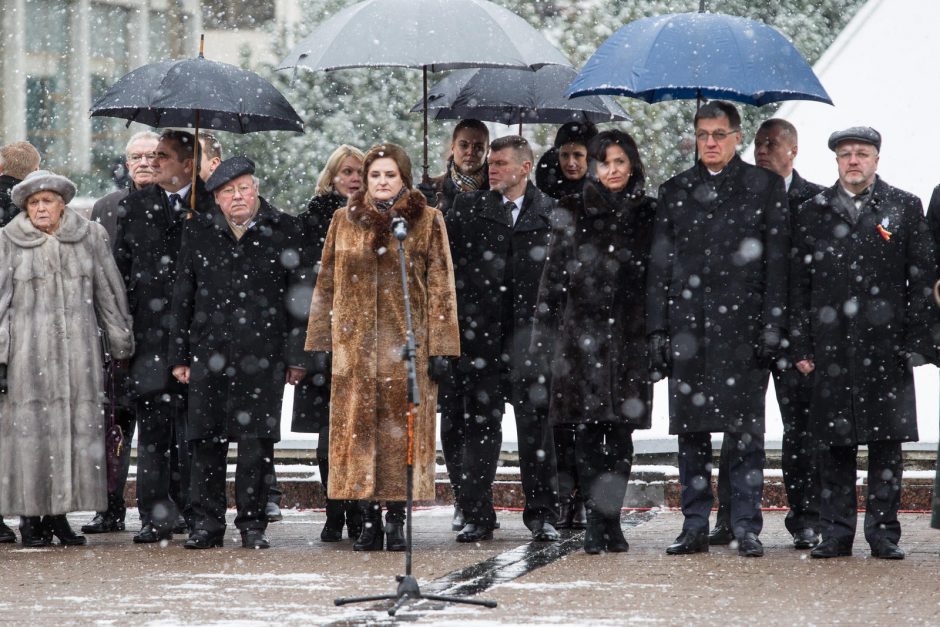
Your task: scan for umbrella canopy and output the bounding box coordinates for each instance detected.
[410,65,630,127]
[90,54,304,134]
[566,12,832,107]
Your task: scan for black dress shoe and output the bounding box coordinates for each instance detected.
[571,502,588,530]
[82,512,125,534]
[44,515,87,546]
[708,521,733,546]
[810,537,853,558]
[666,530,709,555]
[172,515,189,535]
[0,517,17,543]
[241,530,271,549]
[736,532,763,557]
[19,516,52,548]
[320,521,344,542]
[451,505,466,531]
[556,501,574,530]
[870,539,904,560]
[455,523,494,543]
[385,523,406,551]
[605,517,629,553]
[133,524,172,544]
[265,501,283,523]
[530,521,560,542]
[184,530,224,549]
[792,528,820,549]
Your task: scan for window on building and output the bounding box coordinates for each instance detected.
[25,0,70,55]
[90,3,132,177]
[202,0,276,29]
[26,77,69,165]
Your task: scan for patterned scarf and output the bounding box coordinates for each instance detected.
[374,187,408,214]
[449,159,486,193]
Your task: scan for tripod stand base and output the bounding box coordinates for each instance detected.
[335,574,497,616]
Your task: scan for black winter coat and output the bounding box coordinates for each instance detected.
[647,155,790,434]
[789,177,938,446]
[532,180,656,428]
[446,182,557,390]
[168,199,307,442]
[290,192,345,434]
[419,159,489,214]
[925,183,940,270]
[115,181,215,400]
[0,174,22,227]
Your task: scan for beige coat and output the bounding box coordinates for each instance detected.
[0,208,133,515]
[306,190,459,501]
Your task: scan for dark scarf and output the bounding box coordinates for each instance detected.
[348,189,427,253]
[374,187,408,213]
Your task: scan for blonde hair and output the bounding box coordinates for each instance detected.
[0,141,41,180]
[315,144,365,196]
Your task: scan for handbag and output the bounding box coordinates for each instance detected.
[105,360,125,494]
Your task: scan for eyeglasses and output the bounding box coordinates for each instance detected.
[127,152,156,163]
[217,184,255,198]
[695,129,740,142]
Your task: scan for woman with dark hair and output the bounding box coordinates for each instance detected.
[532,129,656,554]
[293,144,365,543]
[535,121,598,201]
[305,143,460,551]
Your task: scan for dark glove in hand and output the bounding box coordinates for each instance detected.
[428,356,452,384]
[648,332,671,378]
[759,327,782,364]
[0,364,7,395]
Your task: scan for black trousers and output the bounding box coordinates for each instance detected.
[555,425,583,504]
[678,431,764,537]
[438,388,466,503]
[103,406,136,519]
[190,437,275,533]
[574,423,633,517]
[819,440,902,545]
[456,375,559,528]
[716,367,819,533]
[135,393,191,531]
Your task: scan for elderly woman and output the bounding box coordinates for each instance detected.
[532,130,656,554]
[0,170,133,547]
[293,144,366,543]
[306,143,459,551]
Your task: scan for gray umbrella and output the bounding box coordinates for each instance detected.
[410,65,629,133]
[277,0,571,180]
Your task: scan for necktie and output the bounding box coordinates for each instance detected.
[503,200,516,226]
[168,193,181,210]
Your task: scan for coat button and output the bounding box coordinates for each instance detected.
[497,235,504,242]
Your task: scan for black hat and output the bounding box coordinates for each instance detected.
[553,121,598,149]
[205,155,256,192]
[827,126,881,152]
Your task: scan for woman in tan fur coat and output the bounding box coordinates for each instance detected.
[306,143,459,551]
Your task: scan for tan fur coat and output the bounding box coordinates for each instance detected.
[306,190,459,501]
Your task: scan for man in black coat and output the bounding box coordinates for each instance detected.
[791,127,938,560]
[711,119,826,550]
[168,156,307,549]
[446,135,560,543]
[80,130,160,535]
[115,130,214,543]
[648,101,790,557]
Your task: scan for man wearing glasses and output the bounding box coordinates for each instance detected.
[647,100,789,557]
[791,127,936,559]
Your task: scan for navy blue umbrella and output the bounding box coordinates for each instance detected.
[566,12,832,107]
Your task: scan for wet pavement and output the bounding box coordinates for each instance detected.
[0,507,938,625]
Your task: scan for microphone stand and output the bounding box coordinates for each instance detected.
[334,217,496,616]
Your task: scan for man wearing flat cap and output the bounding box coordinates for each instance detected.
[790,126,938,559]
[168,156,307,549]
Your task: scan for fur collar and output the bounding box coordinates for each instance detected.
[3,206,89,248]
[346,189,427,253]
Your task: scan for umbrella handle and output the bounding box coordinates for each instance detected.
[422,66,430,184]
[191,109,200,213]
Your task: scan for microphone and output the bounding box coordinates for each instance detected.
[392,217,408,241]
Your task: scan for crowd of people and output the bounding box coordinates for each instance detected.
[0,97,938,560]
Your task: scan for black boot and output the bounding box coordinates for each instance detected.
[583,509,608,555]
[43,515,86,546]
[352,502,383,551]
[556,497,575,530]
[321,498,345,542]
[19,516,51,548]
[571,498,588,530]
[385,502,406,551]
[605,514,629,552]
[345,501,363,540]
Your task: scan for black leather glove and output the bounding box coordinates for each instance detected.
[416,181,441,207]
[647,332,671,380]
[0,364,7,395]
[758,326,783,365]
[428,356,452,384]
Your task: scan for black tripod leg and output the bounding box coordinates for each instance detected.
[387,594,415,616]
[422,594,497,608]
[334,594,397,606]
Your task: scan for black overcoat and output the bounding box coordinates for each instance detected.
[446,181,557,391]
[532,180,655,428]
[0,174,22,227]
[647,155,790,434]
[168,198,307,442]
[789,176,937,446]
[290,192,344,434]
[115,180,214,400]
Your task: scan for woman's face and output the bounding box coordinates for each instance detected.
[559,142,589,181]
[333,156,363,198]
[596,144,632,193]
[367,157,404,202]
[26,191,65,234]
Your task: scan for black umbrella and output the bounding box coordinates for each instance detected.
[90,37,304,209]
[410,65,629,133]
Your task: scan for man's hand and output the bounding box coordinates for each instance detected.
[172,365,190,384]
[286,366,306,385]
[795,359,815,375]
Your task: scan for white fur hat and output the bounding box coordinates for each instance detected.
[11,169,77,207]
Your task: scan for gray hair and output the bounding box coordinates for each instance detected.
[124,130,160,156]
